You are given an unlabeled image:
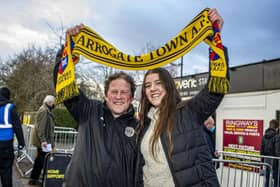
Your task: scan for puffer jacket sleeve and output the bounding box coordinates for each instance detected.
[187,46,229,124]
[188,86,224,124]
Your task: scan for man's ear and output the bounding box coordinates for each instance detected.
[104,95,108,103]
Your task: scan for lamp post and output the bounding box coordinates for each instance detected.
[180,56,184,80]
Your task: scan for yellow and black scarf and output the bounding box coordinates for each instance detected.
[55,8,229,104]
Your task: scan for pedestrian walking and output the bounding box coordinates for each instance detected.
[29,95,55,186]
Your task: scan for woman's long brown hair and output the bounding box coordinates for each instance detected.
[137,68,181,160]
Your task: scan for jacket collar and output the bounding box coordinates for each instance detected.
[0,97,11,107]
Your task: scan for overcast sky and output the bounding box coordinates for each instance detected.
[1,0,279,75]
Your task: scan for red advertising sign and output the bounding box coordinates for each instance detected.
[223,119,263,171]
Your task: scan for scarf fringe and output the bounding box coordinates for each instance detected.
[55,82,79,104]
[208,77,230,94]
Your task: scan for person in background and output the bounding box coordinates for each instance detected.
[29,95,55,186]
[260,119,280,187]
[0,87,25,187]
[135,9,227,186]
[203,116,220,168]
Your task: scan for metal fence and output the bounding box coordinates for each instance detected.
[14,125,280,187]
[214,151,280,187]
[53,127,78,153]
[14,125,78,176]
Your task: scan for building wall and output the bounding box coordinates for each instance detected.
[215,89,280,151]
[174,58,280,153]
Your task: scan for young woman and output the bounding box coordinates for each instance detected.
[135,8,227,187]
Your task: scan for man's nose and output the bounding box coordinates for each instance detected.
[116,92,122,97]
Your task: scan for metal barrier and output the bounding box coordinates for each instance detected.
[15,126,280,187]
[15,125,78,176]
[54,128,78,153]
[213,159,271,187]
[214,151,280,187]
[22,125,36,161]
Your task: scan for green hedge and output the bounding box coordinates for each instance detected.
[52,108,77,129]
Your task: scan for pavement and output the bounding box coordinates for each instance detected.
[12,157,41,187]
[13,164,35,187]
[0,165,40,187]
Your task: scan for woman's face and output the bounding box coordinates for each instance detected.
[144,73,166,107]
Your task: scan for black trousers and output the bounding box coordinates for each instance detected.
[0,165,12,187]
[30,147,47,180]
[0,146,14,187]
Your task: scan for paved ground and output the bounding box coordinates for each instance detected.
[16,164,42,187]
[0,165,40,187]
[10,157,40,187]
[13,164,33,187]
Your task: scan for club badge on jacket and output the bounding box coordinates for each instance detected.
[125,127,135,137]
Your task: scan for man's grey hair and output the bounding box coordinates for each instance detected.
[43,95,55,104]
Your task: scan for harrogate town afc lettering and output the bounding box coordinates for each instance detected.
[57,70,72,85]
[76,36,143,62]
[211,60,225,71]
[76,14,209,63]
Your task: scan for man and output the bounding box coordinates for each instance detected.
[261,119,280,187]
[29,95,55,185]
[203,116,219,158]
[54,42,138,186]
[203,115,220,170]
[0,87,25,187]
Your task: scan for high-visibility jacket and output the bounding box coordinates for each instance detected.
[0,103,14,141]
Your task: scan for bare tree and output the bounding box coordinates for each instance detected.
[75,64,104,99]
[0,46,56,112]
[45,20,66,50]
